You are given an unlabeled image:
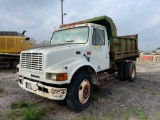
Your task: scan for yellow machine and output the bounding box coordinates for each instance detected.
[0,31,32,67]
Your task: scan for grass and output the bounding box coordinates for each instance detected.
[10,100,30,109]
[4,109,22,120]
[23,107,45,120]
[122,108,131,120]
[4,100,45,120]
[136,108,148,120]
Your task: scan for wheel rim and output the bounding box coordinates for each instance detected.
[131,66,136,78]
[79,79,90,104]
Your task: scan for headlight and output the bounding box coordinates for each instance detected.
[51,74,56,80]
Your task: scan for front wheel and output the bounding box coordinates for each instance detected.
[66,71,93,112]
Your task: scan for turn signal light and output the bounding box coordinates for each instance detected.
[56,73,68,81]
[87,51,91,55]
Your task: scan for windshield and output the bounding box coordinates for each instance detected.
[51,27,89,45]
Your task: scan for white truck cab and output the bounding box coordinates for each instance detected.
[17,23,110,111]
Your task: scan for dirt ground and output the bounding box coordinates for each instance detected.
[0,62,160,120]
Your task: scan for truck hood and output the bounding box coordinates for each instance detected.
[24,44,85,53]
[45,44,87,68]
[22,44,88,70]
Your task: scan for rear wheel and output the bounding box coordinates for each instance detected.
[125,61,136,82]
[66,71,93,112]
[118,61,127,81]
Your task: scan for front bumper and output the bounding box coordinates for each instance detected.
[17,76,67,100]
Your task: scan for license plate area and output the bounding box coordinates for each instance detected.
[26,82,32,90]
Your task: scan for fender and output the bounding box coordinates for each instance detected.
[46,59,97,84]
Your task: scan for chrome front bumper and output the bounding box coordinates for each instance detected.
[17,76,67,100]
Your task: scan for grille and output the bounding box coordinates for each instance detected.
[0,37,6,49]
[21,53,43,71]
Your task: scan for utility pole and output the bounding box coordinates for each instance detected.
[61,0,64,25]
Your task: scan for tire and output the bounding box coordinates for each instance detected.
[66,71,93,112]
[125,61,136,82]
[118,61,127,81]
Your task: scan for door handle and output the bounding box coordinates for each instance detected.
[106,53,108,59]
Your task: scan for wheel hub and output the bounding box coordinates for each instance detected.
[79,79,90,104]
[83,85,90,99]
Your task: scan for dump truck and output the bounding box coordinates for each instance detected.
[0,31,32,68]
[17,16,139,111]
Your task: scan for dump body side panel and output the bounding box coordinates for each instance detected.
[111,35,139,63]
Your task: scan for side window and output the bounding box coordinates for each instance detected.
[92,29,105,45]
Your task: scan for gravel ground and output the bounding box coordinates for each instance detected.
[0,62,160,120]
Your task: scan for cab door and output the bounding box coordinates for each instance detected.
[89,28,110,71]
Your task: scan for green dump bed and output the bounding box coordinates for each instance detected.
[84,16,139,66]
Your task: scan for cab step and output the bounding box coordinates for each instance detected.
[98,72,114,89]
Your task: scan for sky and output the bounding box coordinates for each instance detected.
[0,0,160,51]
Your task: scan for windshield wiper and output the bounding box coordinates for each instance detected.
[66,40,75,42]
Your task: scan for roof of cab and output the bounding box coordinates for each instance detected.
[61,16,117,40]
